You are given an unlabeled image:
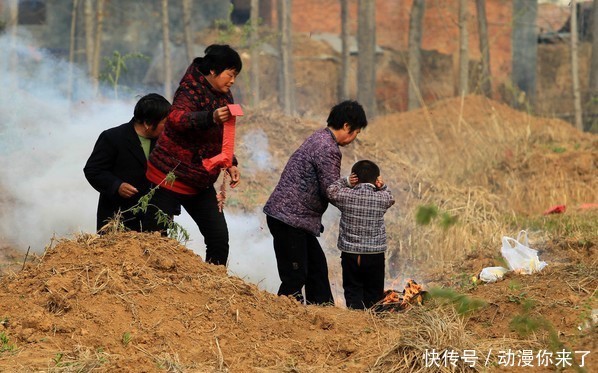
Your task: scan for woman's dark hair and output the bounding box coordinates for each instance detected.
[351,160,380,185]
[326,100,368,132]
[194,44,243,76]
[133,93,171,128]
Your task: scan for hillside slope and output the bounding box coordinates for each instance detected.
[1,96,596,371]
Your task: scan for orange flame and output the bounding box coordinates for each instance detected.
[377,279,426,312]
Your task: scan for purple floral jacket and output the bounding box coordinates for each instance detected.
[263,128,341,236]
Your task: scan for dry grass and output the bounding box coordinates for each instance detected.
[46,345,112,372]
[234,95,597,277]
[370,305,539,372]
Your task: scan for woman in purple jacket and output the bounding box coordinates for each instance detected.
[263,100,368,305]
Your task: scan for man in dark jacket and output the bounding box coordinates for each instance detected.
[263,100,368,305]
[84,93,171,232]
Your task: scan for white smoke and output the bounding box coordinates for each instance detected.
[238,129,275,174]
[0,32,285,292]
[0,32,131,250]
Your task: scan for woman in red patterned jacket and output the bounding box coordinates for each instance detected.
[144,44,242,266]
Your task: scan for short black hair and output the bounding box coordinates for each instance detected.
[133,93,171,128]
[326,100,368,132]
[195,44,243,76]
[351,160,380,185]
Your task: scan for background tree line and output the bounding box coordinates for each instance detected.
[2,0,596,131]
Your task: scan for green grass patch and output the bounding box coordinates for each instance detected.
[428,287,486,315]
[506,212,598,242]
[0,331,15,353]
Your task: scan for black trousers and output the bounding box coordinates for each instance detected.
[266,215,334,305]
[143,185,229,265]
[341,251,385,309]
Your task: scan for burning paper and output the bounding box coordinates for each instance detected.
[373,279,427,312]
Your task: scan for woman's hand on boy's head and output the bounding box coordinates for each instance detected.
[375,176,385,189]
[348,173,359,187]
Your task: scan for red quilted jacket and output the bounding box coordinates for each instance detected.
[148,60,237,190]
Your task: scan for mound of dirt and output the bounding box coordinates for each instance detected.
[1,232,393,371]
[3,230,569,372]
[236,95,596,214]
[426,227,597,360]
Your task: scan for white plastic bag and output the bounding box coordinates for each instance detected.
[500,231,547,274]
[479,266,510,283]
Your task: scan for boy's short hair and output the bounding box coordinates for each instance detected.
[351,160,380,185]
[195,44,243,75]
[326,100,368,132]
[133,93,171,128]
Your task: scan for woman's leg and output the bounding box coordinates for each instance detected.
[182,186,229,265]
[266,215,308,303]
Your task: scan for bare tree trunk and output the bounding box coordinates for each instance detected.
[8,0,18,37]
[570,0,583,131]
[357,0,376,117]
[92,0,105,77]
[476,0,492,97]
[162,0,173,101]
[458,0,469,96]
[250,0,260,106]
[84,0,94,75]
[8,0,18,72]
[407,0,425,110]
[512,0,538,108]
[338,0,350,101]
[182,0,194,62]
[8,0,18,41]
[68,0,80,101]
[91,0,105,92]
[278,0,295,115]
[589,0,598,106]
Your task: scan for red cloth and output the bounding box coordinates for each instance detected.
[543,205,566,215]
[202,104,243,172]
[146,161,198,195]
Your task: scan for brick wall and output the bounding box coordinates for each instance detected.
[264,0,514,81]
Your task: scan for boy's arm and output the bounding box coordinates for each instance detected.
[381,188,396,208]
[326,177,351,204]
[375,178,396,208]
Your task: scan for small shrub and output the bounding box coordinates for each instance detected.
[0,332,15,353]
[122,332,132,346]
